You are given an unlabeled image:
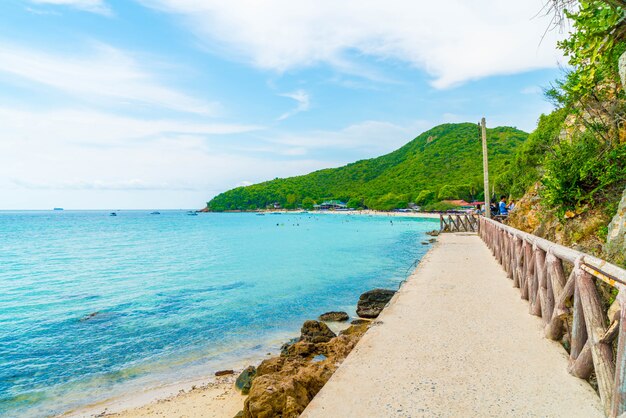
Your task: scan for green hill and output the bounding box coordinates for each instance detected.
[206,123,529,211]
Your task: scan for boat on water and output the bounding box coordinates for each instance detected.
[53,207,64,211]
[256,213,265,216]
[109,212,117,217]
[187,211,198,216]
[150,211,160,215]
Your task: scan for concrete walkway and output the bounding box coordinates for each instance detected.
[302,234,603,418]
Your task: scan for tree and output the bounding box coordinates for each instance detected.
[347,197,363,209]
[438,185,459,200]
[414,190,435,205]
[302,197,315,210]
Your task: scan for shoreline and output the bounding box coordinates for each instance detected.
[61,320,356,418]
[57,220,438,418]
[215,209,442,219]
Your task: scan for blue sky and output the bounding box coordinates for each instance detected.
[0,0,565,209]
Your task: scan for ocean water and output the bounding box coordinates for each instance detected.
[0,211,437,417]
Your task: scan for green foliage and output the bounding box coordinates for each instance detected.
[542,133,626,212]
[414,190,436,205]
[546,1,626,144]
[497,110,567,198]
[302,197,315,210]
[437,185,459,200]
[346,197,364,209]
[206,123,528,211]
[422,201,460,212]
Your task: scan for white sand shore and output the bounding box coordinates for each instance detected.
[62,373,245,418]
[264,209,441,219]
[319,209,440,219]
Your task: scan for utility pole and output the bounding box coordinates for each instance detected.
[481,117,491,218]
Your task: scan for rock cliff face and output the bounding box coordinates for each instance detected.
[241,322,369,418]
[507,183,610,256]
[606,189,626,265]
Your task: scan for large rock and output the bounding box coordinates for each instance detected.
[356,288,396,318]
[318,311,349,322]
[300,320,336,343]
[235,366,257,395]
[605,188,626,265]
[242,323,369,418]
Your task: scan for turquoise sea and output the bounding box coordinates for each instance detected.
[0,211,437,417]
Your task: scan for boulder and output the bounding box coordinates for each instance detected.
[280,337,299,356]
[356,288,396,318]
[318,311,349,322]
[235,366,257,395]
[605,188,626,265]
[350,319,370,325]
[241,322,369,418]
[300,320,336,343]
[426,230,440,236]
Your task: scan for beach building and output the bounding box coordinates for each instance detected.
[442,199,473,210]
[313,200,348,210]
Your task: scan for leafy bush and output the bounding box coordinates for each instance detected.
[542,133,626,212]
[422,201,460,212]
[414,190,436,205]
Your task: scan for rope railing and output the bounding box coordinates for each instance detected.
[480,217,626,417]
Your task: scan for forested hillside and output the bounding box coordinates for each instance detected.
[206,123,528,211]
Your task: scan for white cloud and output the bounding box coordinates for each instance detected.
[10,178,198,191]
[27,0,112,15]
[277,90,310,120]
[268,119,431,155]
[0,41,218,115]
[0,107,261,148]
[138,0,564,88]
[521,86,543,95]
[0,106,340,208]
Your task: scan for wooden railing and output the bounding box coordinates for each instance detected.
[480,217,626,417]
[439,214,479,233]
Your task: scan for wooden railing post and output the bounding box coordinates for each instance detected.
[577,266,615,416]
[612,291,626,417]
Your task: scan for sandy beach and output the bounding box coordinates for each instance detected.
[265,209,441,219]
[62,373,246,418]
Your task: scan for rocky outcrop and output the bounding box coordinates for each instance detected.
[300,320,336,343]
[236,366,257,395]
[356,289,396,318]
[605,188,626,265]
[318,311,349,322]
[241,323,369,418]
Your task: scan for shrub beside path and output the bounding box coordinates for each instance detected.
[302,233,603,417]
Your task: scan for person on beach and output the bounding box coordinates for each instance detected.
[498,196,508,216]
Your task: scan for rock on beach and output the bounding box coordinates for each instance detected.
[318,311,349,322]
[235,366,257,395]
[300,320,337,343]
[356,288,396,318]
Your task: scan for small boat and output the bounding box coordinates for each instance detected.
[150,211,160,215]
[256,213,265,216]
[109,212,117,217]
[187,211,198,216]
[53,207,64,211]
